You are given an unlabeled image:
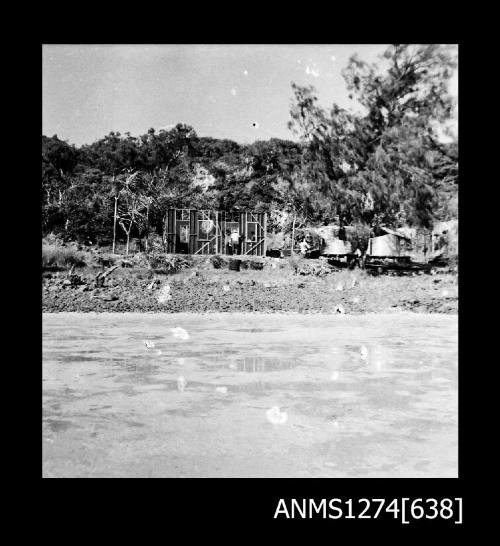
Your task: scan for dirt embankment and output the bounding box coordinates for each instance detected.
[42,263,458,314]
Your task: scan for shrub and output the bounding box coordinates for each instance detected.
[96,254,117,268]
[147,253,193,273]
[130,252,151,268]
[42,244,86,269]
[210,255,227,269]
[42,233,65,247]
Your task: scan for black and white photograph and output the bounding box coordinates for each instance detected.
[42,44,458,479]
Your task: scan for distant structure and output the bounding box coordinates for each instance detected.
[165,209,267,256]
[367,227,412,258]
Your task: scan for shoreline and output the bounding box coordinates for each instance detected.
[42,268,458,315]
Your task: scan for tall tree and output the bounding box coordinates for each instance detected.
[116,171,149,255]
[288,44,458,229]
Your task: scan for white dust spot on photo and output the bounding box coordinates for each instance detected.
[222,285,230,292]
[330,371,340,381]
[305,65,320,78]
[335,282,344,291]
[171,327,189,340]
[228,362,237,370]
[442,289,449,298]
[215,386,228,394]
[352,297,360,304]
[243,70,248,76]
[157,284,172,304]
[360,345,369,361]
[230,88,237,96]
[297,59,302,65]
[330,55,336,62]
[143,340,155,350]
[266,406,287,425]
[177,376,187,392]
[156,349,162,355]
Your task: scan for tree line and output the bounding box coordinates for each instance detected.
[42,44,458,251]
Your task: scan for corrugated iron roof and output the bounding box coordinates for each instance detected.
[378,227,411,240]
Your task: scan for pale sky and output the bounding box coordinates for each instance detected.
[42,44,458,146]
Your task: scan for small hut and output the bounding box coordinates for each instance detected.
[367,227,411,258]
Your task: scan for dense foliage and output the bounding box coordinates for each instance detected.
[42,44,457,248]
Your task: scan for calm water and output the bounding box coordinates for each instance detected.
[42,312,458,477]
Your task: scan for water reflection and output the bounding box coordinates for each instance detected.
[204,343,450,378]
[229,355,298,373]
[368,345,387,373]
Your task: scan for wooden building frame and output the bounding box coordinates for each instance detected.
[165,209,267,256]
